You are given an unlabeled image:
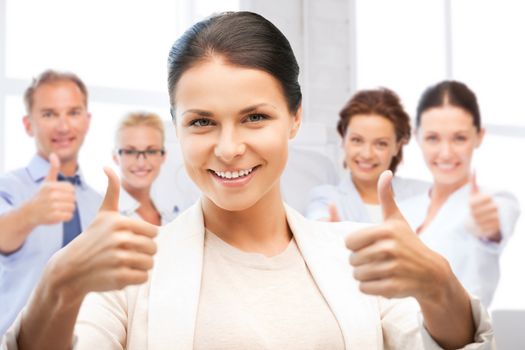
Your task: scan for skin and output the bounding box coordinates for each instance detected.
[23,80,91,176]
[343,114,402,204]
[416,105,501,241]
[0,80,90,253]
[113,125,166,225]
[174,57,301,255]
[16,59,476,350]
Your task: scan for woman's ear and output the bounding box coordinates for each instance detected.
[475,127,485,148]
[289,105,302,139]
[395,137,407,155]
[414,128,422,145]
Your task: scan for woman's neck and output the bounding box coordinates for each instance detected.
[351,174,379,205]
[430,177,469,203]
[418,177,469,234]
[123,182,161,225]
[123,182,152,206]
[201,185,291,257]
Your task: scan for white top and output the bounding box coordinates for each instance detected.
[305,174,430,222]
[118,188,179,225]
[364,203,383,224]
[194,230,344,350]
[399,184,520,307]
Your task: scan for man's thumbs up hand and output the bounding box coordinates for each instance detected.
[28,153,76,226]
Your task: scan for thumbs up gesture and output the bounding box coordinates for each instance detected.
[345,170,452,300]
[469,172,502,242]
[319,203,341,222]
[28,153,76,226]
[46,167,158,302]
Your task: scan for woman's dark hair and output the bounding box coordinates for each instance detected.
[416,80,481,131]
[167,11,302,117]
[337,88,411,173]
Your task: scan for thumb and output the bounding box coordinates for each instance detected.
[470,171,479,195]
[44,153,60,182]
[377,170,402,221]
[100,167,120,212]
[328,203,341,222]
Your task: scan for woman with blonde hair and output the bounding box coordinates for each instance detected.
[113,112,178,225]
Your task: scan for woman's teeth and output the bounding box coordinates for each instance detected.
[213,167,254,179]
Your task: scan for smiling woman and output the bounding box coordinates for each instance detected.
[112,112,178,225]
[399,80,521,307]
[305,88,429,223]
[3,12,493,350]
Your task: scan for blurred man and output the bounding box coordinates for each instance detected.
[0,70,102,335]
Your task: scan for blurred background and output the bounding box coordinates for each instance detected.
[0,0,523,310]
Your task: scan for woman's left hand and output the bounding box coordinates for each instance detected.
[469,173,502,242]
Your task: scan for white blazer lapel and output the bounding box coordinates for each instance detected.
[148,201,205,350]
[285,205,382,350]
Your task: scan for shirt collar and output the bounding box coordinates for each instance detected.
[26,154,87,189]
[119,187,177,221]
[118,188,141,216]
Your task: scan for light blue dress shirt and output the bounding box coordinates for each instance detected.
[0,155,102,336]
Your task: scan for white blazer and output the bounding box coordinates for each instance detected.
[305,174,430,222]
[399,184,520,307]
[2,202,493,349]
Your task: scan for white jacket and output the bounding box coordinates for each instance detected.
[2,202,494,349]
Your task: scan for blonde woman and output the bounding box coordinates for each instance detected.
[113,112,177,225]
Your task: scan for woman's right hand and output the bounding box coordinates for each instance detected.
[46,167,158,303]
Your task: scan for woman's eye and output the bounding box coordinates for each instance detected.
[246,114,267,122]
[350,137,362,144]
[190,118,213,127]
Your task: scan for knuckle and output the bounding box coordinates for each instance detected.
[113,250,129,267]
[381,240,398,259]
[144,257,154,270]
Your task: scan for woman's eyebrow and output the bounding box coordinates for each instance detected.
[239,103,277,114]
[182,109,213,117]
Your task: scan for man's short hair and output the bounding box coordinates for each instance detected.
[24,69,89,113]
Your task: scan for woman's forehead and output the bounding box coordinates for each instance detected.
[174,60,288,113]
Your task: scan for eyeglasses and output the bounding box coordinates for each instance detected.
[117,148,165,160]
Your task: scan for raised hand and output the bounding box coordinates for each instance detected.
[469,172,501,242]
[48,167,158,301]
[345,170,475,348]
[345,170,450,300]
[320,203,341,222]
[28,153,76,225]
